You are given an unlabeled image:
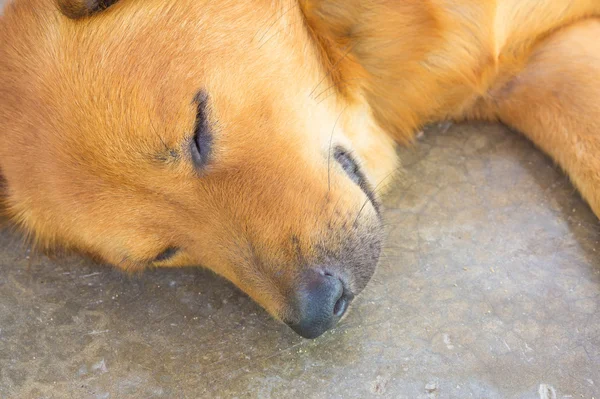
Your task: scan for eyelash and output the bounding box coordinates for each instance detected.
[153,247,180,263]
[190,90,212,170]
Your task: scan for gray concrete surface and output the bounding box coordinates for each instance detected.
[1,3,599,397]
[1,121,599,399]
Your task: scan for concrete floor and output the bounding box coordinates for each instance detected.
[1,121,598,399]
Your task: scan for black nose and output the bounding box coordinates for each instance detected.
[286,270,354,339]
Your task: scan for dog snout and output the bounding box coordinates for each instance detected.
[286,269,354,339]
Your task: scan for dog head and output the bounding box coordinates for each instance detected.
[0,0,399,338]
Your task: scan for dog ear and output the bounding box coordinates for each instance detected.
[57,0,119,19]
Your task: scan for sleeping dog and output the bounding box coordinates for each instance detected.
[1,0,599,338]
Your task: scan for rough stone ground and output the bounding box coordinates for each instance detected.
[0,2,598,396]
[1,122,598,399]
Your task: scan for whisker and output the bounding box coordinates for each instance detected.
[149,120,169,152]
[354,167,401,226]
[314,78,363,104]
[309,43,356,99]
[258,19,303,50]
[353,197,372,227]
[255,1,297,45]
[328,106,347,193]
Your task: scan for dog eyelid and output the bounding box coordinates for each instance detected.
[190,90,212,170]
[152,246,180,263]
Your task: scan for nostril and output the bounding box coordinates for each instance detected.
[321,271,351,318]
[287,270,354,338]
[333,294,349,317]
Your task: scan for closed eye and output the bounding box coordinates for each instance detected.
[153,246,180,263]
[333,146,379,212]
[190,90,212,170]
[334,147,363,186]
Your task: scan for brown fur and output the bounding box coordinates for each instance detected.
[301,0,600,214]
[0,0,599,327]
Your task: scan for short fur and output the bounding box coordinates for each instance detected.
[1,0,599,327]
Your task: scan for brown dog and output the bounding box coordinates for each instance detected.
[1,0,599,338]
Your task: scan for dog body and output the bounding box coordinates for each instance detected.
[1,0,599,337]
[303,0,600,216]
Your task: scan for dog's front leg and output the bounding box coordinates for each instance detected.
[489,19,600,218]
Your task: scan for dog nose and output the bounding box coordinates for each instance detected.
[286,270,354,339]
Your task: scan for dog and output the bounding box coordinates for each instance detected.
[0,0,598,339]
